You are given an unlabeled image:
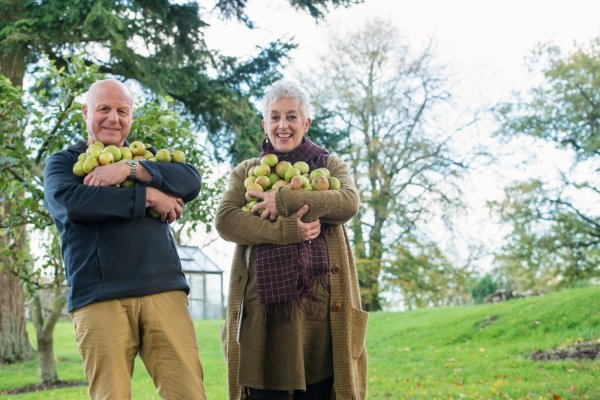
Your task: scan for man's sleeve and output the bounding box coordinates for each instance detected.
[139,161,202,202]
[44,152,147,223]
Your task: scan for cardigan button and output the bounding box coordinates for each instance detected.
[331,266,340,274]
[332,303,342,312]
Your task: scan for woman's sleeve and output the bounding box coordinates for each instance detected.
[275,155,359,225]
[215,160,301,246]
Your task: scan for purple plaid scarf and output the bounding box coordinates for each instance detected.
[255,137,331,323]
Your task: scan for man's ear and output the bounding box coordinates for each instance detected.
[82,103,88,120]
[261,119,266,133]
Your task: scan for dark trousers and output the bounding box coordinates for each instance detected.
[247,376,334,400]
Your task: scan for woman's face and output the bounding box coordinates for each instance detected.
[262,97,311,153]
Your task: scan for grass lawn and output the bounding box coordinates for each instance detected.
[0,286,598,399]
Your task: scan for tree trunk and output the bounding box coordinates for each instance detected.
[0,45,32,364]
[32,284,67,385]
[0,266,34,363]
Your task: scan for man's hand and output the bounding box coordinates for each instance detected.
[295,205,321,242]
[249,190,278,221]
[146,187,184,223]
[83,162,129,187]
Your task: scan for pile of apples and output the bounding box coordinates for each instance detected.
[72,140,186,188]
[241,153,341,214]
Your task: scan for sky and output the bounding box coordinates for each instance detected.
[190,0,600,299]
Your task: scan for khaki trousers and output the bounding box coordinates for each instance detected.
[71,290,206,400]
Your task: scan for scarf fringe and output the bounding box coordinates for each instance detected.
[264,302,292,325]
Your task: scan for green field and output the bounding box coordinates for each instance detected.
[1,286,598,399]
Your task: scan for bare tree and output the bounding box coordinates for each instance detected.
[307,20,471,310]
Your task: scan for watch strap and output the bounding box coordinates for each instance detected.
[128,159,139,181]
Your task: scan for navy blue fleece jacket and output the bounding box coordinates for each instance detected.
[44,141,202,312]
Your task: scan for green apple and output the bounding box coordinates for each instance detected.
[92,141,105,149]
[244,176,257,188]
[293,161,310,174]
[309,167,330,180]
[120,179,135,188]
[275,161,292,178]
[86,146,102,159]
[272,179,287,190]
[247,166,256,177]
[268,172,280,186]
[148,209,161,219]
[290,175,310,190]
[72,160,86,177]
[77,153,87,162]
[253,164,270,177]
[245,182,264,201]
[254,175,272,190]
[133,155,144,161]
[143,150,154,160]
[328,176,341,190]
[155,148,171,162]
[170,150,186,163]
[104,145,122,162]
[144,143,156,155]
[82,157,99,174]
[284,167,301,182]
[260,153,278,167]
[98,151,114,166]
[129,140,146,156]
[120,146,133,160]
[311,175,330,191]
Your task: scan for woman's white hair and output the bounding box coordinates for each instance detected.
[261,79,311,120]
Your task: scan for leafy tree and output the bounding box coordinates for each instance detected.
[307,19,471,310]
[489,180,599,291]
[0,0,360,369]
[384,238,472,309]
[0,74,34,363]
[0,57,222,384]
[470,274,498,304]
[492,39,600,289]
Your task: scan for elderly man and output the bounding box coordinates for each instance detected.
[44,79,206,399]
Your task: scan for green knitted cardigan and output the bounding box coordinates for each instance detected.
[216,154,368,400]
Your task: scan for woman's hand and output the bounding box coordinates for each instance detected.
[249,190,278,220]
[295,205,321,242]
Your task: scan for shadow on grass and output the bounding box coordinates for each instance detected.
[531,340,600,361]
[0,380,86,395]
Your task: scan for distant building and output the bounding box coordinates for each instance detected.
[177,244,225,320]
[30,244,225,321]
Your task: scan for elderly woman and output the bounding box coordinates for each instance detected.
[216,79,367,400]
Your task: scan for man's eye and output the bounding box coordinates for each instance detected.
[287,115,297,120]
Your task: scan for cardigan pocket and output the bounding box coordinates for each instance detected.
[351,307,368,359]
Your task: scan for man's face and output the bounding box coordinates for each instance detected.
[83,81,133,147]
[262,97,311,153]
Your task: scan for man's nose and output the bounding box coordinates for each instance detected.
[278,118,288,129]
[107,109,119,121]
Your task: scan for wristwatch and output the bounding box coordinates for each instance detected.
[127,159,139,181]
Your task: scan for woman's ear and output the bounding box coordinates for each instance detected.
[304,118,312,132]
